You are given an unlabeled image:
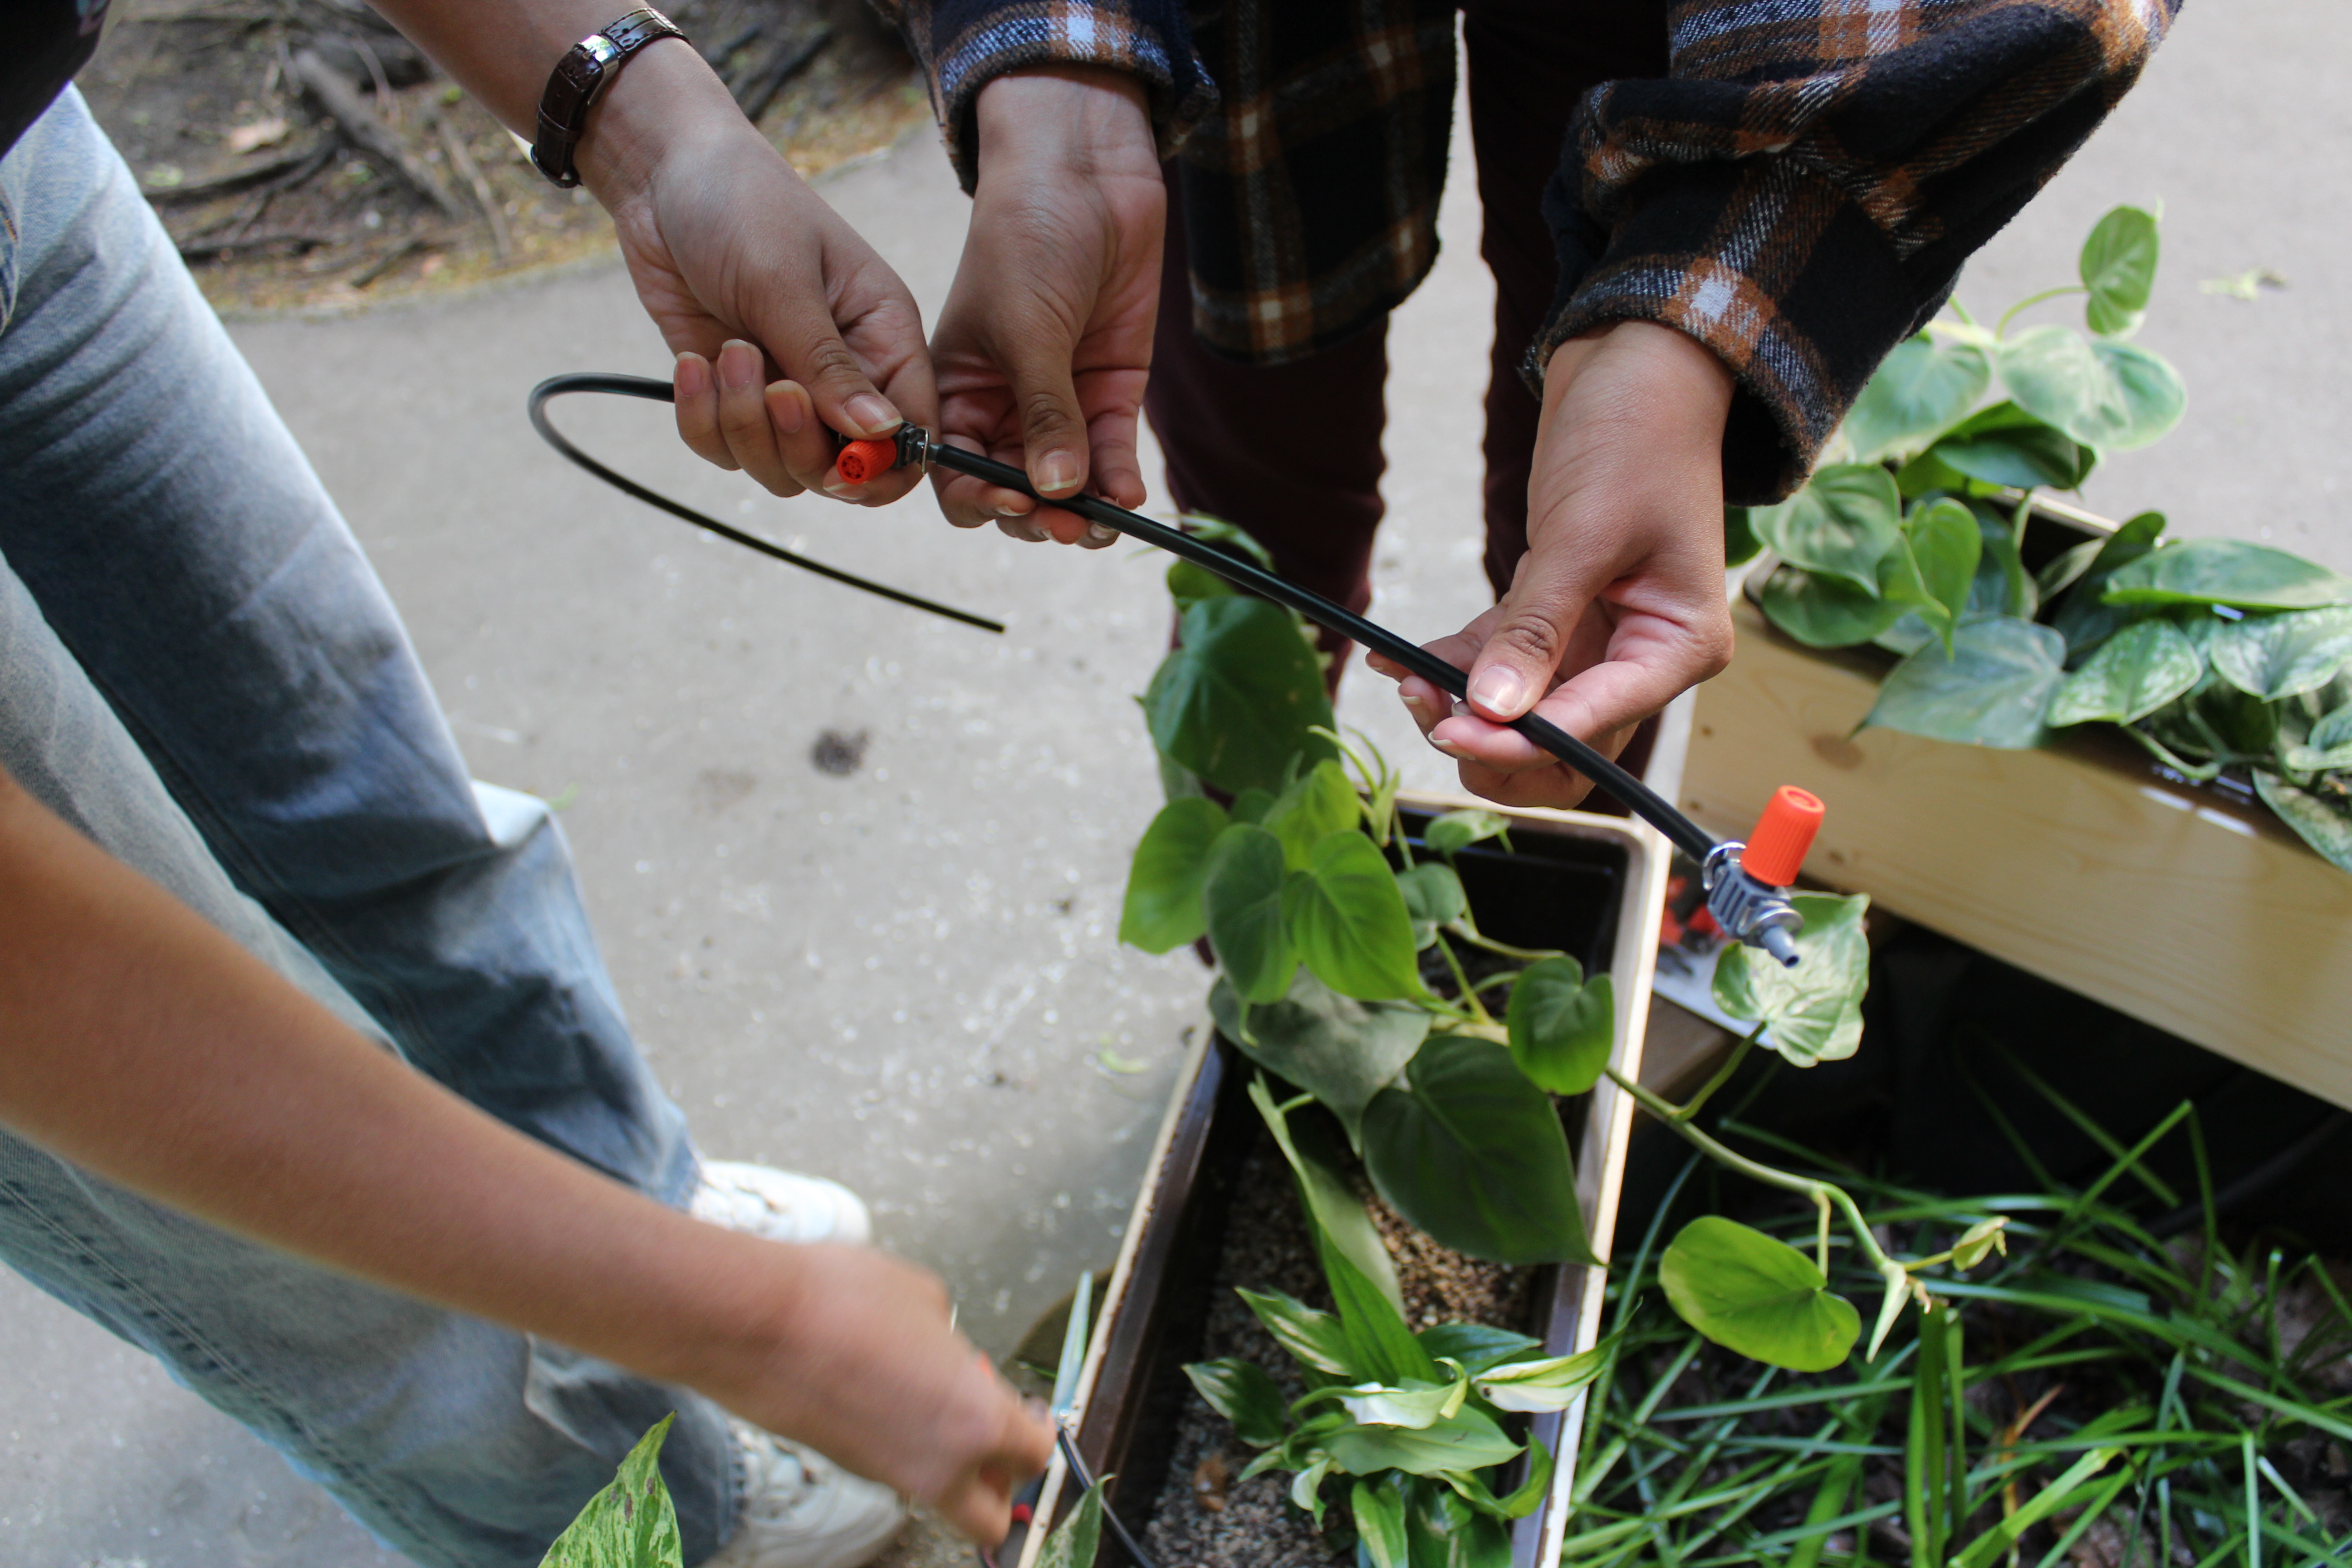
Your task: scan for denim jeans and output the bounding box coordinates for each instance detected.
[0,89,735,1567]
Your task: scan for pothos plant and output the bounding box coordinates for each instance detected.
[1119,527,2014,1409]
[1740,203,2352,874]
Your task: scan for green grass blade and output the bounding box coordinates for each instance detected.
[1947,1447,2123,1568]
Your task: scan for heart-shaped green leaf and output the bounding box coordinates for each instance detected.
[1362,1035,1596,1265]
[2079,204,2160,338]
[2254,773,2352,876]
[1423,809,1509,855]
[1118,797,1229,953]
[1395,861,1466,949]
[1144,596,1334,795]
[1504,956,1613,1095]
[1712,892,1871,1066]
[1998,328,2185,451]
[1661,1216,1860,1372]
[1282,831,1424,1001]
[1166,557,1238,613]
[1263,760,1362,871]
[1215,973,1428,1144]
[1725,506,1764,568]
[2051,511,2167,655]
[1203,823,1296,1002]
[1843,334,1992,462]
[1183,1358,1289,1447]
[539,1416,684,1568]
[2210,606,2352,700]
[1905,498,1983,645]
[2047,618,2203,726]
[2103,539,2352,611]
[1916,400,2097,490]
[1761,565,1913,649]
[1749,464,1904,594]
[2282,703,2352,774]
[1864,616,2068,750]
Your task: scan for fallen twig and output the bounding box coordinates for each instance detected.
[428,106,512,263]
[145,136,332,205]
[350,237,430,288]
[176,229,336,262]
[736,26,831,122]
[289,48,466,219]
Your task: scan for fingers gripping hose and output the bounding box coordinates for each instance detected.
[524,372,1819,965]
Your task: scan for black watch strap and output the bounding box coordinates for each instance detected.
[530,7,687,189]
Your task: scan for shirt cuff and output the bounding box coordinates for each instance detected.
[1529,158,1937,507]
[920,3,1217,192]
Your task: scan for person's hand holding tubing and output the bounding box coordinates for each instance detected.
[925,65,1164,546]
[1369,321,1738,808]
[373,2,935,506]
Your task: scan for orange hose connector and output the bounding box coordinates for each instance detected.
[1741,785,1824,887]
[834,439,897,487]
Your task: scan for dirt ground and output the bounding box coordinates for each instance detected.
[77,0,934,315]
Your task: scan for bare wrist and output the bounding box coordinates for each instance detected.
[974,65,1157,180]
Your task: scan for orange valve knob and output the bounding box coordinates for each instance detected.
[833,439,897,487]
[1741,785,1824,887]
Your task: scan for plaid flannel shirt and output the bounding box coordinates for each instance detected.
[878,0,2178,503]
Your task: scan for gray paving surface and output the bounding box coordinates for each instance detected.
[3,4,2341,1563]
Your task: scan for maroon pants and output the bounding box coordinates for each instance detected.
[1143,0,1670,631]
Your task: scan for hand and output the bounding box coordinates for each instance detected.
[708,1240,1054,1543]
[928,66,1164,546]
[578,43,935,505]
[1370,321,1737,808]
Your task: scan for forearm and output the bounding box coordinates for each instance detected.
[0,770,782,1392]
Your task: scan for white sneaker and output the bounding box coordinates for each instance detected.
[691,1161,872,1246]
[705,1419,906,1568]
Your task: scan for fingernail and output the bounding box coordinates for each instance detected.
[823,476,862,498]
[995,499,1032,519]
[846,395,897,437]
[1431,735,1472,760]
[766,383,806,436]
[1036,452,1081,495]
[1400,690,1431,717]
[674,352,707,399]
[1009,520,1048,543]
[1086,522,1118,544]
[719,341,759,391]
[1469,667,1524,716]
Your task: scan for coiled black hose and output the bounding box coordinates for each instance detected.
[527,372,1721,864]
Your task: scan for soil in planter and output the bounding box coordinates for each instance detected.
[1140,1131,1536,1568]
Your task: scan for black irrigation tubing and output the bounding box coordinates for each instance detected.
[1057,1423,1159,1568]
[527,372,1721,865]
[527,374,1005,634]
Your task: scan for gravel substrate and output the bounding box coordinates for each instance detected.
[1138,1132,1536,1568]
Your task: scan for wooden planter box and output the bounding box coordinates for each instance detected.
[1682,507,2352,1112]
[1010,797,1668,1568]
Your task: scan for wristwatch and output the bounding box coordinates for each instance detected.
[529,7,688,189]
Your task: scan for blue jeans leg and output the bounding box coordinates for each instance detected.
[0,88,695,1205]
[0,90,736,1566]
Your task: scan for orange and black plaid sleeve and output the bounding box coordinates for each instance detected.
[1533,0,2182,505]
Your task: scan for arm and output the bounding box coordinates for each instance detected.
[366,0,933,504]
[887,0,1210,538]
[1383,0,2179,807]
[0,767,1049,1539]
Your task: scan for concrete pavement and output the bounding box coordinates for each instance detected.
[4,4,2341,1563]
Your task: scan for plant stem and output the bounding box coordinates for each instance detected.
[1430,931,1490,1024]
[1445,920,1567,963]
[1673,1023,1765,1125]
[1605,1066,1910,1293]
[1995,284,2087,336]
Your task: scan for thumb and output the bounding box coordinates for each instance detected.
[1463,547,1606,723]
[1000,323,1091,501]
[756,298,905,442]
